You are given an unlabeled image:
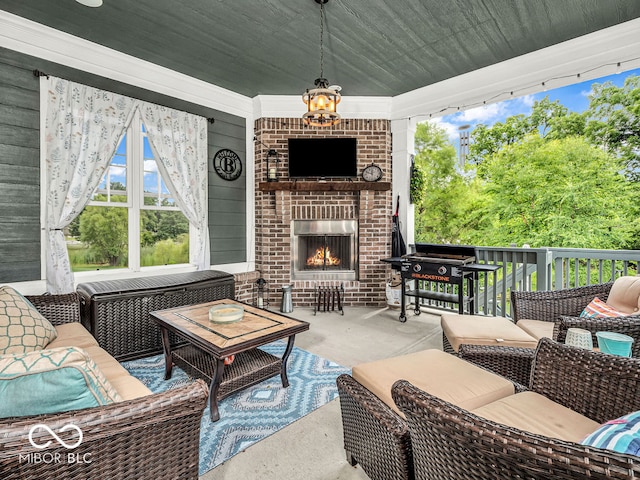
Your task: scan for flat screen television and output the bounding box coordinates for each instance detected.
[288,138,358,179]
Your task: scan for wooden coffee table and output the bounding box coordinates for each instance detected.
[150,299,310,421]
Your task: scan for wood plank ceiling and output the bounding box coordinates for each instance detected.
[1,0,640,97]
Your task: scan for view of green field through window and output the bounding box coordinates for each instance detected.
[67,117,189,272]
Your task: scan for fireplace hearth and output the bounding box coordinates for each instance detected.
[292,220,358,281]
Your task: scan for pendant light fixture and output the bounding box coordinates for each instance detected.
[302,0,341,127]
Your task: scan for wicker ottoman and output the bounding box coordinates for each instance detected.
[441,313,540,353]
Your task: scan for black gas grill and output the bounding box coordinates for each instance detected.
[402,244,477,280]
[389,243,499,322]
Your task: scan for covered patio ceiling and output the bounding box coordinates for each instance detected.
[2,0,640,100]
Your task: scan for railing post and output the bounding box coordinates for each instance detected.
[536,248,553,291]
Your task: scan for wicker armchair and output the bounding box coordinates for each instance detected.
[337,373,414,480]
[453,280,637,385]
[513,280,640,358]
[511,281,614,323]
[457,343,534,386]
[336,355,523,480]
[0,293,208,480]
[556,314,640,357]
[392,338,640,480]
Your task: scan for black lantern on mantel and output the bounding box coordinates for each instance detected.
[254,277,269,309]
[266,149,280,182]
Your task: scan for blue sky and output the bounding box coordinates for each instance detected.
[105,132,171,198]
[431,67,640,145]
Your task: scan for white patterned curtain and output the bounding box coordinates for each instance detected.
[138,103,210,270]
[42,76,136,293]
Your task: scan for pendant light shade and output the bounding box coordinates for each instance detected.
[302,0,341,127]
[303,78,341,127]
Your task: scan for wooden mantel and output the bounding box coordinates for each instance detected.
[258,181,391,192]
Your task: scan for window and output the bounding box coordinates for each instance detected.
[67,112,190,272]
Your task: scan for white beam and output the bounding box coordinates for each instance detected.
[392,18,640,121]
[252,95,392,121]
[0,10,253,118]
[391,118,417,250]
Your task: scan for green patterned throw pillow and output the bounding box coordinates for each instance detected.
[0,286,58,354]
[0,346,123,418]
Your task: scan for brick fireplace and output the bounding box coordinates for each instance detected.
[254,118,392,308]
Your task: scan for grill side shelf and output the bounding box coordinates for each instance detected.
[404,289,469,304]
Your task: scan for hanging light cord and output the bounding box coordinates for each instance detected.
[319,1,325,79]
[407,55,640,121]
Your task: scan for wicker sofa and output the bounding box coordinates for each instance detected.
[392,338,640,479]
[0,292,208,480]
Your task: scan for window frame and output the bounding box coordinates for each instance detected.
[77,110,191,273]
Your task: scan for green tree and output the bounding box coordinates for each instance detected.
[472,135,639,249]
[585,75,640,180]
[141,210,189,246]
[469,97,576,169]
[67,216,81,238]
[413,122,482,243]
[468,115,530,167]
[546,111,587,140]
[78,205,128,266]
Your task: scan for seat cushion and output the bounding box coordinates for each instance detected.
[49,327,151,400]
[0,346,122,418]
[441,314,538,352]
[108,374,152,401]
[352,349,514,417]
[516,319,555,340]
[472,391,600,443]
[81,345,152,399]
[604,276,640,315]
[0,286,58,354]
[47,322,100,350]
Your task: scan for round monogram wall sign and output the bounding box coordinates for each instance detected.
[213,149,243,181]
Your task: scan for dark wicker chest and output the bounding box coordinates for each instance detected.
[76,270,235,361]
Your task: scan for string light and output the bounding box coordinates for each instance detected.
[406,56,639,121]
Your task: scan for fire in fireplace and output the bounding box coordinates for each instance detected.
[307,246,341,267]
[292,220,358,280]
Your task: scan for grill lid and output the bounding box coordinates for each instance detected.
[403,243,476,264]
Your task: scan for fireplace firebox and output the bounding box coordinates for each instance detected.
[292,220,358,281]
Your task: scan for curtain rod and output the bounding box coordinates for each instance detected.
[32,69,215,124]
[33,69,49,78]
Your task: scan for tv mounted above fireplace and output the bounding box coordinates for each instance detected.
[288,138,357,179]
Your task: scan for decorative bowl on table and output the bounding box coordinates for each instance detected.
[208,304,244,324]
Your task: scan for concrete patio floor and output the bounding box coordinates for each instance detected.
[201,305,443,480]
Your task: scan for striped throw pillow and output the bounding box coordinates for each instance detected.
[581,410,640,456]
[580,297,627,318]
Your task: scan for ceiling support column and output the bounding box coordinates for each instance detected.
[391,118,416,251]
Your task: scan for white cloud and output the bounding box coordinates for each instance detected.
[109,165,126,177]
[459,103,505,123]
[519,94,535,108]
[428,117,459,143]
[143,159,158,175]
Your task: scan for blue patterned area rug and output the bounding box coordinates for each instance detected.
[122,341,350,475]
